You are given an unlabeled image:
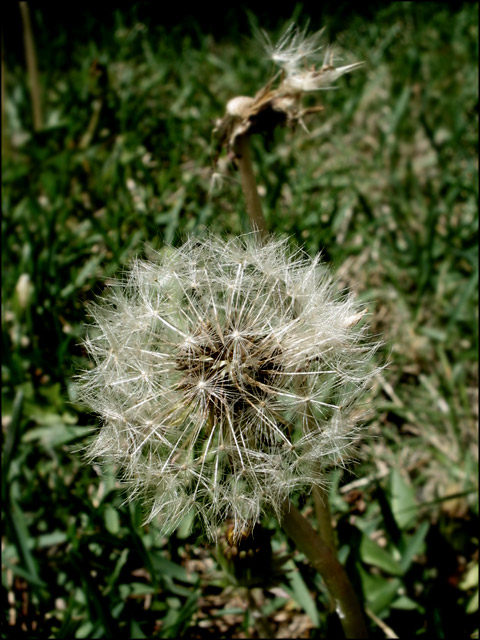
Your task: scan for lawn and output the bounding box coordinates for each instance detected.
[2,3,478,637]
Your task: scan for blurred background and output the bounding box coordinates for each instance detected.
[2,2,478,637]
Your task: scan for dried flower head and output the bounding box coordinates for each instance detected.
[78,235,378,541]
[214,23,364,151]
[266,22,363,92]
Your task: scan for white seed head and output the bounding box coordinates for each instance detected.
[78,234,378,541]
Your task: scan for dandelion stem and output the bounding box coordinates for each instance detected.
[281,501,368,639]
[233,133,268,240]
[312,484,338,613]
[313,484,337,554]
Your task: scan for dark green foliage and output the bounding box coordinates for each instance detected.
[2,3,478,637]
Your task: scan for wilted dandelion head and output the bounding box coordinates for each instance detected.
[79,234,378,541]
[214,23,364,151]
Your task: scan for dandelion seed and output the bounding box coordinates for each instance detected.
[264,22,325,74]
[266,23,364,92]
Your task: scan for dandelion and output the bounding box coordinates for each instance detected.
[79,234,377,542]
[214,23,364,152]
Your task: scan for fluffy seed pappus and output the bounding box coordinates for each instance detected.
[77,233,379,542]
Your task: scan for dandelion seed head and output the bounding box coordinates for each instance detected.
[78,234,378,541]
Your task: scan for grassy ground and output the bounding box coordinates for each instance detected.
[2,3,478,638]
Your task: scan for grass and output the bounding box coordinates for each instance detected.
[2,3,478,637]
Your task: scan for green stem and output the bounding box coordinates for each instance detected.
[20,2,43,131]
[2,35,10,158]
[313,484,337,554]
[232,134,268,240]
[79,98,103,149]
[280,501,368,639]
